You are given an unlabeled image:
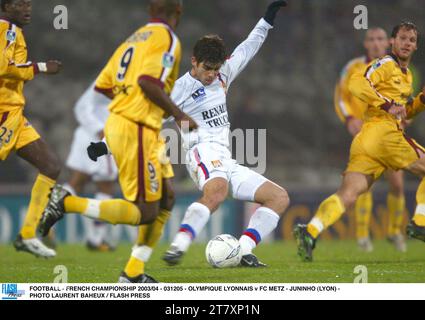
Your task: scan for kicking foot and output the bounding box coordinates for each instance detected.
[240,254,267,268]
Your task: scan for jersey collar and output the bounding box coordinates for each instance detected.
[389,53,408,74]
[149,18,172,29]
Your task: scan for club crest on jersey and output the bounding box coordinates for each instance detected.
[6,30,16,42]
[192,87,206,102]
[162,53,175,69]
[211,160,223,168]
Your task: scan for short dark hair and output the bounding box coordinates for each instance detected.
[1,0,14,12]
[193,35,226,65]
[391,21,420,42]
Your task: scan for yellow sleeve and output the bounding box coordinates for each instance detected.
[406,93,425,119]
[95,60,115,95]
[138,28,179,89]
[0,25,34,81]
[349,59,393,109]
[334,65,356,123]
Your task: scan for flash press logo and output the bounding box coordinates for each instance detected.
[1,284,25,300]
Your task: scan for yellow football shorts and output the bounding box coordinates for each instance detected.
[0,109,41,161]
[105,113,170,203]
[346,121,425,180]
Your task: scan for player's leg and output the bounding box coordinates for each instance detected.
[14,136,61,258]
[38,117,160,236]
[385,169,407,252]
[354,191,373,252]
[85,180,116,252]
[164,177,229,266]
[295,172,374,262]
[122,177,175,281]
[238,178,289,267]
[405,156,425,242]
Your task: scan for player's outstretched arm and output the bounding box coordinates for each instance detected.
[139,78,198,131]
[222,1,287,86]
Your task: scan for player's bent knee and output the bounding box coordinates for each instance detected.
[265,188,290,215]
[338,191,358,209]
[137,201,160,225]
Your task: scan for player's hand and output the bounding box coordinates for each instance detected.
[87,142,108,162]
[400,119,413,130]
[346,117,363,136]
[45,60,62,74]
[264,0,288,26]
[421,86,425,97]
[388,104,407,120]
[175,113,198,132]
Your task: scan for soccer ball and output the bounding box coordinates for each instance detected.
[205,234,242,268]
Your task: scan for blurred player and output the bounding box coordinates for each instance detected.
[39,0,196,282]
[335,27,407,252]
[0,0,62,258]
[295,22,425,262]
[64,82,118,252]
[163,1,290,268]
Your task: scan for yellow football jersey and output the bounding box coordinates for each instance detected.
[96,19,182,131]
[349,54,425,124]
[334,56,370,123]
[0,19,36,113]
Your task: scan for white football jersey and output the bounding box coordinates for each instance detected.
[171,18,273,150]
[74,82,111,136]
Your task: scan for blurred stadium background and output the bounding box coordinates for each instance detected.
[1,0,425,244]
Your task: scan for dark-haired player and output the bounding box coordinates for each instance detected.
[0,0,61,258]
[295,22,425,262]
[163,1,290,268]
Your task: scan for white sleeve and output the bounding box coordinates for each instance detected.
[74,84,111,136]
[220,18,273,87]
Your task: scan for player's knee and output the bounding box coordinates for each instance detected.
[264,188,290,215]
[338,190,358,209]
[137,202,160,225]
[200,192,227,212]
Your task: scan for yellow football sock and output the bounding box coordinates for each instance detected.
[387,193,406,236]
[137,209,171,248]
[355,191,373,239]
[414,179,425,227]
[124,256,145,278]
[307,194,346,239]
[21,174,56,239]
[64,196,141,226]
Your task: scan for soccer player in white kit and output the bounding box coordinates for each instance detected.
[64,81,118,251]
[163,1,290,267]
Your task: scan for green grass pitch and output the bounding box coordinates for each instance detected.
[1,240,425,283]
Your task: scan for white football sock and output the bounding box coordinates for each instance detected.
[87,192,112,245]
[171,202,211,252]
[240,207,280,256]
